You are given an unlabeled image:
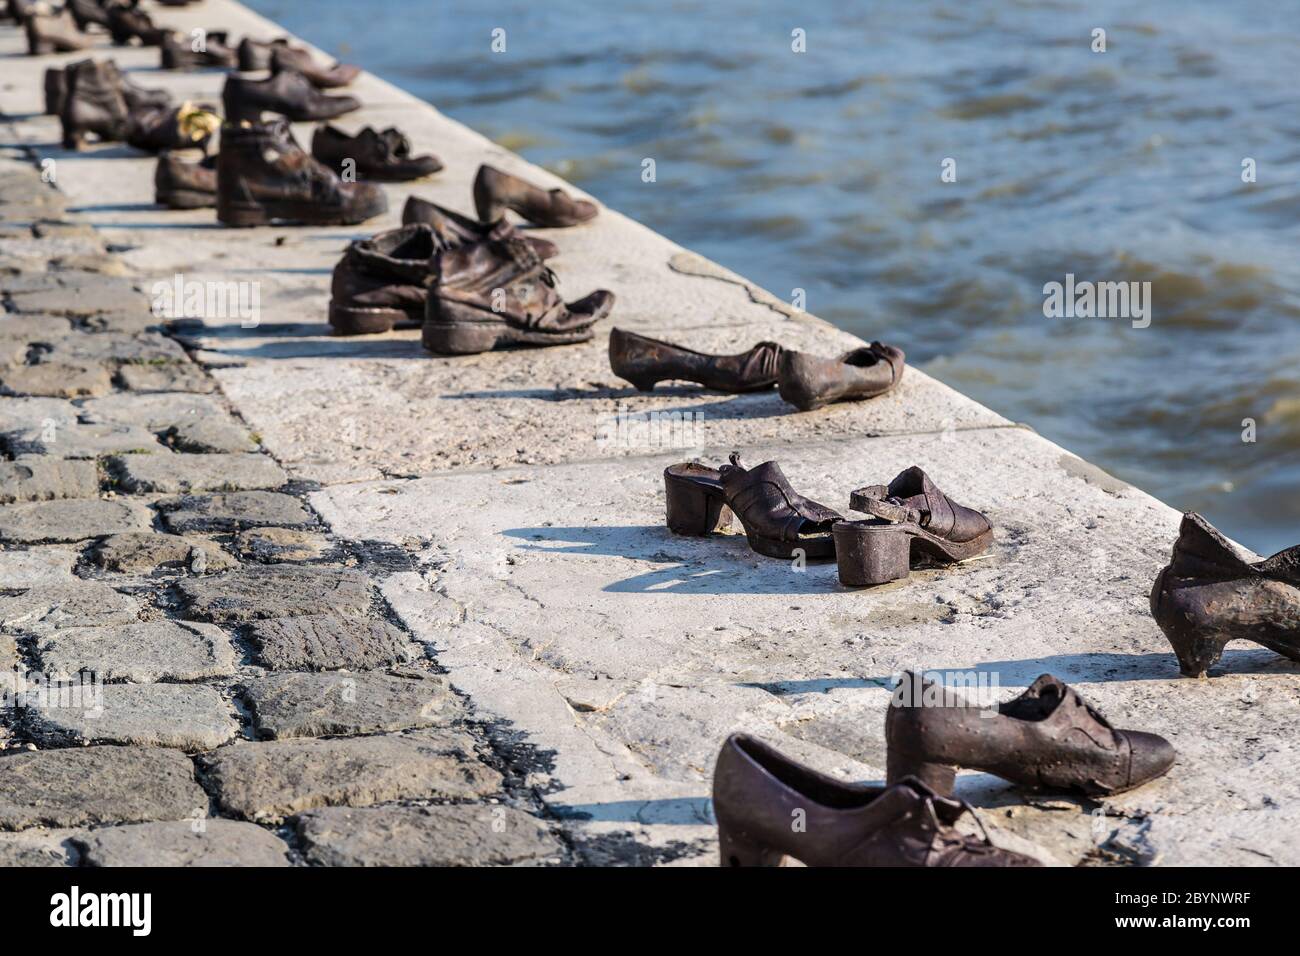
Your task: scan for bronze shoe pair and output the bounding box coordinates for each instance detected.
[1151,512,1300,677]
[886,671,1175,797]
[45,57,170,118]
[473,164,598,227]
[222,69,360,124]
[311,125,443,182]
[215,119,387,227]
[424,235,614,354]
[125,101,219,154]
[664,453,841,560]
[608,328,904,411]
[107,1,168,46]
[834,467,993,586]
[712,734,1040,867]
[329,209,560,336]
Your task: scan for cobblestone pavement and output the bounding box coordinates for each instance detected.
[3,1,1297,868]
[0,151,571,868]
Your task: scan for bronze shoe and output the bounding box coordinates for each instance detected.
[154,150,215,208]
[712,734,1041,867]
[833,466,992,586]
[1151,512,1300,677]
[26,10,93,54]
[107,2,168,46]
[311,125,443,182]
[423,236,613,354]
[126,102,219,154]
[222,69,360,124]
[59,59,130,150]
[664,453,841,560]
[473,163,598,227]
[777,341,905,411]
[237,36,291,71]
[608,328,783,393]
[160,29,238,69]
[886,672,1176,797]
[68,0,110,31]
[402,196,558,259]
[329,224,440,335]
[271,45,361,89]
[46,58,171,120]
[216,119,387,227]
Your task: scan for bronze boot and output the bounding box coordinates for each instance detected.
[26,10,93,54]
[834,466,993,586]
[222,68,360,123]
[1151,512,1300,677]
[402,196,558,259]
[107,2,168,46]
[608,328,783,393]
[59,59,130,150]
[154,150,216,208]
[712,734,1041,867]
[886,672,1176,797]
[472,163,598,227]
[68,0,111,32]
[423,236,613,354]
[329,224,441,335]
[777,341,905,411]
[216,120,387,227]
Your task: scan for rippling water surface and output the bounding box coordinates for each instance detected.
[249,0,1300,555]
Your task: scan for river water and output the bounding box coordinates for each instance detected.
[248,0,1300,555]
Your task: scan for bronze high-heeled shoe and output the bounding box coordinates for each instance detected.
[712,734,1040,867]
[609,328,783,394]
[833,466,992,586]
[664,453,841,559]
[885,671,1176,797]
[1150,512,1300,677]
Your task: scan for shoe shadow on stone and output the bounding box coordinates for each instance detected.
[549,797,714,827]
[502,525,841,596]
[975,648,1298,682]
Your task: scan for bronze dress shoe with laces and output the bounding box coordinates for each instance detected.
[311,125,443,182]
[222,69,360,124]
[402,196,559,260]
[712,734,1041,867]
[886,671,1176,797]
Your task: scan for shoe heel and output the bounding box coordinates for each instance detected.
[329,302,402,336]
[217,202,271,227]
[665,475,731,536]
[886,751,957,797]
[833,522,911,587]
[717,825,784,867]
[30,40,55,55]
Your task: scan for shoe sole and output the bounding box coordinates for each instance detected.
[422,318,594,355]
[216,199,386,227]
[156,189,215,209]
[329,302,420,336]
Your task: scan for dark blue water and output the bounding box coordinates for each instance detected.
[249,0,1300,555]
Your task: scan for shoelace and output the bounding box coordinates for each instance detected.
[924,795,999,858]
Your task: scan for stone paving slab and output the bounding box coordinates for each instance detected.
[0,497,153,543]
[107,450,285,494]
[71,820,291,867]
[234,527,331,563]
[33,621,237,683]
[89,531,238,574]
[0,456,98,503]
[0,361,112,398]
[0,746,208,830]
[176,565,372,623]
[0,546,77,586]
[239,671,462,739]
[78,392,229,432]
[294,804,563,867]
[0,828,81,866]
[247,614,420,671]
[199,731,504,822]
[4,421,162,458]
[0,581,141,633]
[158,491,314,533]
[116,362,216,394]
[25,682,238,751]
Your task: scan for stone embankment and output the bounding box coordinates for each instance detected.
[0,0,1295,866]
